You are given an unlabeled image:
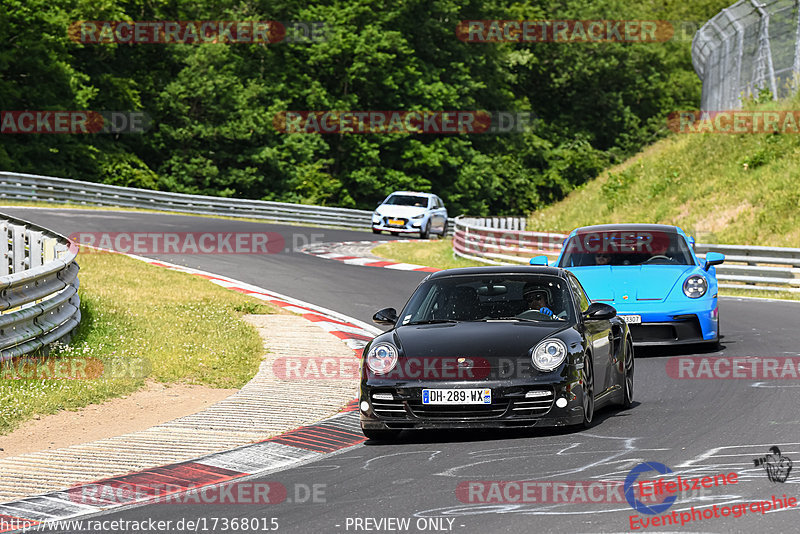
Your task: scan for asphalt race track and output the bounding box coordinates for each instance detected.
[7,208,800,534]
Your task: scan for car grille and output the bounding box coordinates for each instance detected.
[510,389,554,417]
[407,400,510,419]
[370,396,407,418]
[629,316,703,343]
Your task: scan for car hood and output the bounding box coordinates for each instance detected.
[569,265,697,301]
[376,205,428,218]
[394,321,569,359]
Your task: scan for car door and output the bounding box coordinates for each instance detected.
[567,273,612,395]
[425,197,438,229]
[434,196,447,231]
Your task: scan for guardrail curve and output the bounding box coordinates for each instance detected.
[0,171,464,235]
[453,216,800,293]
[0,212,80,360]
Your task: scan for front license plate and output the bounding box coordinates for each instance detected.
[388,219,405,226]
[620,315,642,324]
[422,388,491,405]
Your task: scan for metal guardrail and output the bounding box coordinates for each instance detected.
[452,216,567,264]
[0,212,81,361]
[694,243,800,292]
[0,171,374,229]
[453,216,800,293]
[0,171,464,235]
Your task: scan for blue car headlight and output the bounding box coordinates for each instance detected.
[366,343,399,374]
[683,275,708,298]
[531,338,567,371]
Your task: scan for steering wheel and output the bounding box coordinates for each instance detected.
[643,255,673,264]
[517,309,558,320]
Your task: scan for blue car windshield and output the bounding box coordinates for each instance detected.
[383,195,429,207]
[399,275,576,324]
[558,230,695,267]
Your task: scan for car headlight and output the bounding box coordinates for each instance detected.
[531,338,567,372]
[373,211,381,217]
[366,343,399,374]
[683,275,708,298]
[411,214,425,219]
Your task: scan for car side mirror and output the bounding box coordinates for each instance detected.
[703,251,725,271]
[582,302,617,321]
[373,307,398,326]
[530,255,549,266]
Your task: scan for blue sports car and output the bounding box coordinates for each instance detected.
[533,224,725,346]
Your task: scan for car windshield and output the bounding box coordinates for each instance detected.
[383,195,429,207]
[398,274,576,325]
[558,230,695,267]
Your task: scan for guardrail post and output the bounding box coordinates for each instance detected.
[11,224,26,273]
[0,222,8,276]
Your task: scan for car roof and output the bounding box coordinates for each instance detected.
[571,223,679,234]
[427,265,569,280]
[569,223,689,239]
[386,191,434,197]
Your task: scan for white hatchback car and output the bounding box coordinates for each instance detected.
[372,191,448,239]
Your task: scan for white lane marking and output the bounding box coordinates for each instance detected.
[679,443,800,467]
[752,382,800,388]
[362,451,443,471]
[384,262,427,270]
[314,321,375,336]
[341,257,380,266]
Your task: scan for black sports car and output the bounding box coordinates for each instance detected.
[359,266,634,441]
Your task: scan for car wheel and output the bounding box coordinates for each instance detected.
[620,338,634,409]
[390,231,400,236]
[362,428,402,442]
[420,220,431,239]
[581,354,595,428]
[439,218,448,237]
[372,228,381,234]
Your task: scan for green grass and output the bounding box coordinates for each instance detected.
[0,251,275,434]
[526,95,800,248]
[716,287,800,301]
[372,238,483,270]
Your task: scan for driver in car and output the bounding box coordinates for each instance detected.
[523,285,555,316]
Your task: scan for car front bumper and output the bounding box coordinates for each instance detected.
[360,379,587,431]
[372,218,426,233]
[609,299,719,345]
